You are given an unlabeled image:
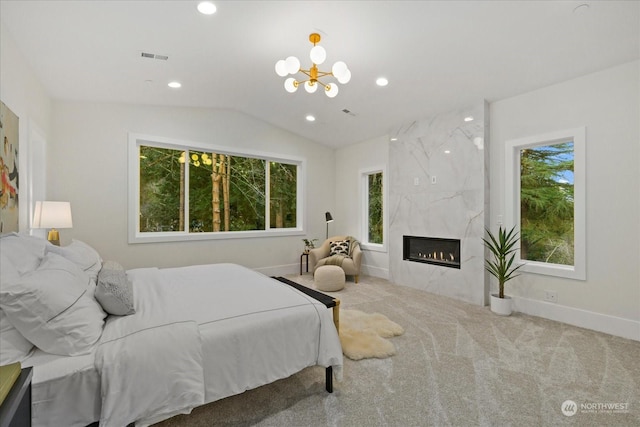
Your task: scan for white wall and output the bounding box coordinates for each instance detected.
[337,62,638,339]
[490,61,640,339]
[0,21,51,232]
[49,101,335,273]
[335,135,390,278]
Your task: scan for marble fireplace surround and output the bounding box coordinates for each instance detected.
[389,101,490,305]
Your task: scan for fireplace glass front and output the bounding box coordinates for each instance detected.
[403,235,461,269]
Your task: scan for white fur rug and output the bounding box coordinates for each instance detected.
[339,309,404,360]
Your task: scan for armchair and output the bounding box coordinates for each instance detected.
[309,235,362,283]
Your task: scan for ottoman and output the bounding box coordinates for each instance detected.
[314,265,346,292]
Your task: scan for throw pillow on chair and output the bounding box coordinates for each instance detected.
[329,240,350,256]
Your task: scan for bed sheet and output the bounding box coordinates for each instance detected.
[23,349,100,427]
[23,264,342,427]
[129,263,342,408]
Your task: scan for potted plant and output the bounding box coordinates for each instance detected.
[302,238,318,253]
[482,225,524,316]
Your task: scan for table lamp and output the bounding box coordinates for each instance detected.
[32,201,73,246]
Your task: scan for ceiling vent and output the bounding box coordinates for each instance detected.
[140,52,168,60]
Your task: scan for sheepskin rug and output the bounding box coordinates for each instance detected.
[339,309,404,360]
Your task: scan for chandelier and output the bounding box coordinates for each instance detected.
[275,33,351,98]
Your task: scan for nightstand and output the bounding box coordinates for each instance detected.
[0,367,32,427]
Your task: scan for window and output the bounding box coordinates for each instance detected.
[360,167,387,252]
[129,134,304,243]
[269,161,297,229]
[505,127,585,280]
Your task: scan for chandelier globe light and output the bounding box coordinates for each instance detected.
[275,33,350,98]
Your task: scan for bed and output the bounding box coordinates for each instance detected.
[0,233,343,427]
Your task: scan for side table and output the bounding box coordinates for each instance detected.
[0,367,32,427]
[300,252,309,275]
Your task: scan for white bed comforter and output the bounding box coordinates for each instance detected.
[94,263,342,427]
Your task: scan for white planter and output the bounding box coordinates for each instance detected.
[490,294,512,316]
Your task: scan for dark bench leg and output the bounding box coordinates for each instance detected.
[325,366,333,393]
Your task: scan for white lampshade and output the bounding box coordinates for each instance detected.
[33,201,73,229]
[284,78,298,93]
[331,61,348,79]
[304,81,318,93]
[309,45,326,65]
[275,59,288,77]
[337,68,351,84]
[284,56,300,74]
[325,83,339,98]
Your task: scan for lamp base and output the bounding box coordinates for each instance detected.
[47,229,60,246]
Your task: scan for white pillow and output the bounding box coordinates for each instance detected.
[0,251,21,285]
[0,309,34,364]
[0,252,106,356]
[0,247,36,364]
[46,239,103,282]
[0,232,47,275]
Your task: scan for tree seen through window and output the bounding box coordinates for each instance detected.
[520,142,574,265]
[139,145,297,233]
[367,172,383,244]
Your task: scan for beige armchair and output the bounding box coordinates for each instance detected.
[309,235,362,283]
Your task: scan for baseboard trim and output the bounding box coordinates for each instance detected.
[255,263,389,280]
[361,264,389,280]
[254,263,299,277]
[512,295,640,341]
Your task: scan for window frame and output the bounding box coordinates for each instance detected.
[359,165,387,253]
[504,127,586,280]
[128,133,305,243]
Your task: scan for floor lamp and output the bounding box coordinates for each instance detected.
[325,211,333,239]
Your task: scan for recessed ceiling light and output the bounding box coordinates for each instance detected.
[444,150,451,154]
[390,137,397,141]
[197,1,217,15]
[464,116,474,122]
[168,81,182,88]
[376,77,389,87]
[305,115,316,122]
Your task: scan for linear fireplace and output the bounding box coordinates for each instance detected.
[403,235,461,269]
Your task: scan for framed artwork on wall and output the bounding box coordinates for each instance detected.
[0,101,19,233]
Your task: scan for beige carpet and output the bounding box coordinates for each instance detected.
[156,274,640,427]
[339,309,404,360]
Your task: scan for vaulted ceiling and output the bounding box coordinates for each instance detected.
[1,1,638,147]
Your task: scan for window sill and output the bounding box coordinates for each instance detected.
[520,260,585,281]
[128,228,304,244]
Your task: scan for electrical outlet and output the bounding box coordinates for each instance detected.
[544,290,558,303]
